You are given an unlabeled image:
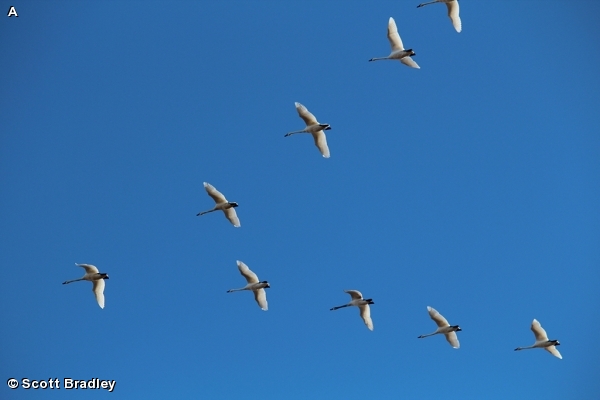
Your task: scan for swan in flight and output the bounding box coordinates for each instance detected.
[330,290,374,331]
[417,0,462,33]
[63,263,109,309]
[369,17,420,69]
[417,306,461,348]
[514,319,562,359]
[197,182,240,227]
[285,102,331,158]
[227,261,270,311]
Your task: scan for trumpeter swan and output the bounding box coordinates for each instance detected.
[417,0,462,33]
[330,290,374,331]
[369,17,420,69]
[514,319,562,359]
[197,182,240,227]
[62,263,109,309]
[285,102,331,158]
[227,261,270,311]
[417,306,461,348]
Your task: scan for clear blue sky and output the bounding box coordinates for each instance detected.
[1,1,599,399]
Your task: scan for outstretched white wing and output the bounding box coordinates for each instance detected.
[545,345,562,359]
[76,263,99,274]
[401,57,420,69]
[204,182,227,204]
[224,208,240,227]
[237,261,259,284]
[254,289,268,311]
[295,102,318,126]
[427,306,450,328]
[444,331,460,348]
[387,17,404,51]
[446,1,461,33]
[359,305,373,331]
[344,290,364,300]
[312,131,330,158]
[531,319,549,342]
[92,279,105,309]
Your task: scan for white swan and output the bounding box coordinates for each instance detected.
[197,182,240,227]
[62,263,109,309]
[417,306,461,348]
[417,0,462,33]
[514,319,562,359]
[227,261,269,311]
[285,102,331,158]
[369,17,420,69]
[330,290,374,331]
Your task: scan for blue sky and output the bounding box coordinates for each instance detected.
[1,1,599,399]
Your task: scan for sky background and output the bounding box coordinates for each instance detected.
[1,1,599,399]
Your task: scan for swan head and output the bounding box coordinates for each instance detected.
[406,49,416,56]
[320,124,331,131]
[228,202,239,208]
[100,273,109,280]
[365,298,375,305]
[452,325,462,332]
[262,281,270,289]
[550,340,560,346]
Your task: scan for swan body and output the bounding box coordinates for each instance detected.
[417,306,461,348]
[417,0,462,33]
[285,102,331,158]
[62,263,109,309]
[514,319,562,359]
[197,182,240,227]
[330,290,374,331]
[369,17,420,69]
[227,261,269,311]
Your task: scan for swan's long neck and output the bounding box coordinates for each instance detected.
[63,278,84,284]
[369,56,389,62]
[514,345,535,351]
[197,208,217,216]
[285,129,308,137]
[330,304,350,311]
[417,0,439,7]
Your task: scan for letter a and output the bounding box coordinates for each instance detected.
[7,6,18,17]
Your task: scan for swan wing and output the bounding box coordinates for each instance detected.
[224,208,240,227]
[427,306,450,327]
[295,102,318,126]
[312,130,330,158]
[344,290,363,300]
[444,331,460,348]
[401,56,420,69]
[204,182,227,204]
[237,260,259,284]
[446,1,461,33]
[387,17,404,51]
[359,305,373,331]
[92,279,105,309]
[254,288,268,311]
[76,263,99,274]
[531,319,549,342]
[545,345,562,359]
